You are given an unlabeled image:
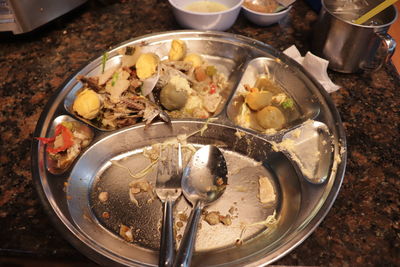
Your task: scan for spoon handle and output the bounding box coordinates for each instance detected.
[159,198,175,267]
[173,201,203,267]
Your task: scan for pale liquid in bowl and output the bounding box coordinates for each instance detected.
[185,1,229,13]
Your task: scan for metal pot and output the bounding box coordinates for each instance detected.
[311,0,397,73]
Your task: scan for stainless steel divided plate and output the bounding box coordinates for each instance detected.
[32,31,347,267]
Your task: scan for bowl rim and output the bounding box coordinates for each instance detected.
[242,3,292,15]
[168,0,244,15]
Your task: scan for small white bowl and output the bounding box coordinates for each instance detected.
[168,0,244,31]
[242,4,292,26]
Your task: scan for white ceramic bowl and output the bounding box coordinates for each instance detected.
[168,0,244,31]
[242,5,291,26]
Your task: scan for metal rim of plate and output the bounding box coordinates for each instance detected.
[31,30,347,267]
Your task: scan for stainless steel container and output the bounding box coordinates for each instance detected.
[311,0,397,73]
[31,31,347,267]
[0,0,87,34]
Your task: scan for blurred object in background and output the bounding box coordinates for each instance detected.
[0,0,87,34]
[304,0,322,11]
[389,0,400,72]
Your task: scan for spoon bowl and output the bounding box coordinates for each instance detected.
[173,145,228,267]
[181,145,228,205]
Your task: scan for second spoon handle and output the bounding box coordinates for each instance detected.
[173,201,203,267]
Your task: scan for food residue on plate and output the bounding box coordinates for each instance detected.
[258,176,276,204]
[98,191,109,202]
[234,129,246,139]
[236,210,278,246]
[102,211,110,219]
[128,180,154,207]
[92,119,282,248]
[107,119,216,209]
[232,74,299,133]
[72,39,228,130]
[203,211,232,226]
[36,121,93,171]
[119,224,134,242]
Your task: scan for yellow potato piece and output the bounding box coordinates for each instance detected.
[245,90,273,111]
[135,53,159,80]
[183,53,203,68]
[73,89,101,120]
[256,106,286,130]
[168,39,186,61]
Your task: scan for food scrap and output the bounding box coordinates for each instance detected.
[204,211,232,226]
[119,224,134,242]
[204,211,220,225]
[98,191,109,202]
[258,176,276,204]
[36,121,93,170]
[236,210,278,246]
[128,180,154,207]
[73,89,101,119]
[136,53,159,80]
[71,39,228,130]
[233,74,299,133]
[169,39,186,61]
[108,121,215,210]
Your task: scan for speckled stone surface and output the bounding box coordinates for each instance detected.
[0,0,399,266]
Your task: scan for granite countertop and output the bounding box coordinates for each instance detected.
[0,0,399,266]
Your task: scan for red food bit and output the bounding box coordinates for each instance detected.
[36,136,56,144]
[209,83,217,94]
[36,124,74,154]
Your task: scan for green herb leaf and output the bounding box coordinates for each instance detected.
[111,72,119,86]
[101,52,108,74]
[282,98,294,109]
[206,65,217,76]
[61,121,74,131]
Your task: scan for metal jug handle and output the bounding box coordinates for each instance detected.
[361,32,397,71]
[378,32,397,66]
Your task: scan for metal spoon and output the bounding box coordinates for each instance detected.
[173,145,228,267]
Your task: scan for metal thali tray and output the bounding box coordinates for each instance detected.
[31,31,347,267]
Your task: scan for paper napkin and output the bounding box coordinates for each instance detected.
[283,45,341,93]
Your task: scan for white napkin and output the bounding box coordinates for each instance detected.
[283,45,341,93]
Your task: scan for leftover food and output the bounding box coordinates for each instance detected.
[233,75,299,133]
[169,39,186,61]
[119,224,134,242]
[73,89,101,119]
[258,176,275,204]
[36,121,93,171]
[72,39,228,130]
[243,0,282,13]
[204,211,232,226]
[136,53,159,80]
[98,191,109,202]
